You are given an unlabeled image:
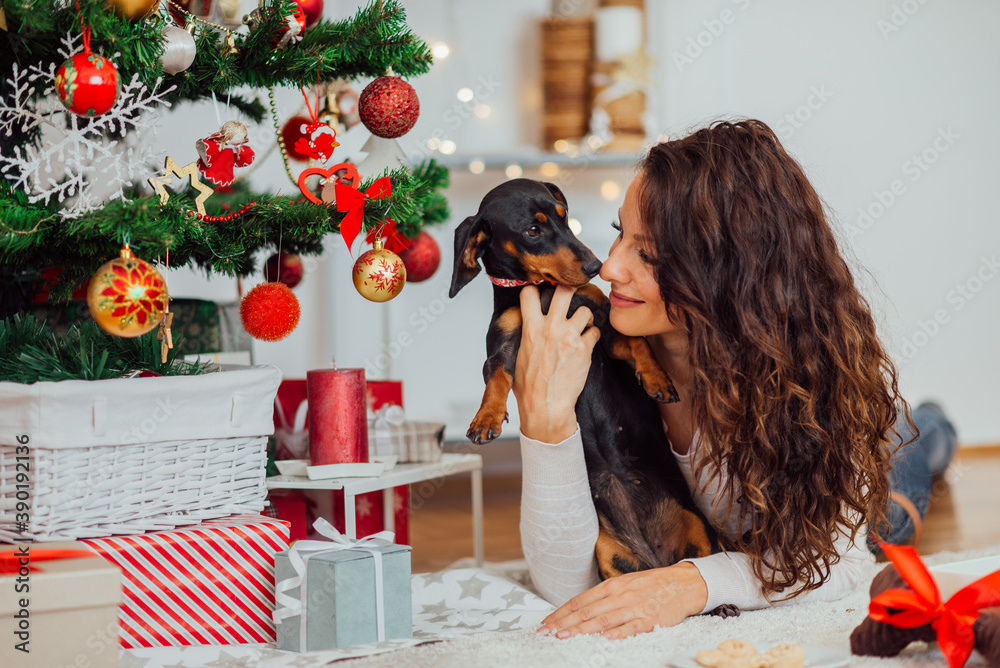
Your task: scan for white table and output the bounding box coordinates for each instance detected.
[266,452,484,566]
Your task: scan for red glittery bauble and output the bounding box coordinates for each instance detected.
[263,252,304,289]
[294,0,323,27]
[240,282,301,341]
[56,52,120,116]
[397,231,441,283]
[358,76,420,138]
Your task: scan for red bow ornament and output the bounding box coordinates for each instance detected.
[335,176,392,253]
[870,542,1000,667]
[364,218,411,254]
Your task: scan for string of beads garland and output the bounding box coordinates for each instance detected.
[189,201,258,222]
[268,87,299,185]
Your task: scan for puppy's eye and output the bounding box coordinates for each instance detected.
[525,225,541,238]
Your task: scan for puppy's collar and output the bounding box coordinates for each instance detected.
[487,275,547,288]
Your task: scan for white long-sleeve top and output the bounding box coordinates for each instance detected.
[519,424,873,611]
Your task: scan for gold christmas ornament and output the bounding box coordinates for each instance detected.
[108,0,159,21]
[87,245,167,338]
[352,237,406,302]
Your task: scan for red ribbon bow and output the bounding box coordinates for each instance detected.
[870,542,1000,667]
[336,177,392,254]
[364,218,412,254]
[0,548,95,575]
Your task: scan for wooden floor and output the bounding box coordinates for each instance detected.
[408,446,1000,572]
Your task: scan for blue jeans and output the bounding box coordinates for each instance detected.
[868,402,958,550]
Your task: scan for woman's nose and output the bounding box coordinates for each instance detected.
[599,240,626,284]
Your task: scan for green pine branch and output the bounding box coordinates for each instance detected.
[2,0,432,130]
[0,313,212,383]
[0,161,451,299]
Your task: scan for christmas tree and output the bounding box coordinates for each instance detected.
[0,0,448,371]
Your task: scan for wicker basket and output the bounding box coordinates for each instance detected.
[0,364,282,542]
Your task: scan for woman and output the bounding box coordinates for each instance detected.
[512,119,957,640]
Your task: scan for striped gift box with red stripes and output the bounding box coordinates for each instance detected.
[82,515,290,648]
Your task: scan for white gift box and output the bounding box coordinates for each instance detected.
[0,364,282,541]
[928,555,1000,599]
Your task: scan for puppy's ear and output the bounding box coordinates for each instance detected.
[542,182,568,207]
[449,215,490,298]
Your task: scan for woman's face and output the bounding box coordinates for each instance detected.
[599,175,680,338]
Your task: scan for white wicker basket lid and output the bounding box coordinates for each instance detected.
[0,364,282,449]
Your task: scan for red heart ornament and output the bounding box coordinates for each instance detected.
[297,162,361,205]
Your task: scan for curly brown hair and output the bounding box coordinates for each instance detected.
[638,119,906,598]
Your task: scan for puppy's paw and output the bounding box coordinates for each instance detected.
[635,366,680,404]
[467,410,505,444]
[709,604,741,619]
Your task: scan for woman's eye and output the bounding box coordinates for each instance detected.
[611,220,622,236]
[638,250,655,264]
[526,225,540,237]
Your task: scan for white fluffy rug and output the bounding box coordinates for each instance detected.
[121,543,1000,667]
[341,544,1000,668]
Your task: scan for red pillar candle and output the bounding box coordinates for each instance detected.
[306,367,369,465]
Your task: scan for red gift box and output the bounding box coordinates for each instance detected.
[366,380,403,413]
[82,516,290,649]
[274,379,411,544]
[266,490,310,543]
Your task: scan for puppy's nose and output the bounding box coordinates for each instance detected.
[582,260,603,278]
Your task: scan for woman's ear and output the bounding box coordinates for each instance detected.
[449,215,490,298]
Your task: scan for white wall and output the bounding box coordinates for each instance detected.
[167,0,1000,446]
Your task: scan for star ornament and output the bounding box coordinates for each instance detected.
[148,156,215,216]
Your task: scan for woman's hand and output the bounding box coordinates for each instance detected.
[513,284,600,444]
[538,563,709,639]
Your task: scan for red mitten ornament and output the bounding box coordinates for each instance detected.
[196,121,255,187]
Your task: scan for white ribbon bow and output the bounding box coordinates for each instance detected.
[273,517,395,648]
[367,404,405,457]
[274,397,309,459]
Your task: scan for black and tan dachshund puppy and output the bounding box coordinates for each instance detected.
[449,179,730,587]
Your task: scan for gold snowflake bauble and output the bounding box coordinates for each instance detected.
[352,237,406,302]
[87,245,167,337]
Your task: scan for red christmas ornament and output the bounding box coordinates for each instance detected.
[358,76,420,138]
[264,252,304,289]
[397,231,441,283]
[281,116,315,162]
[56,52,120,116]
[196,121,255,187]
[240,282,301,341]
[277,6,306,47]
[294,0,323,28]
[364,219,411,254]
[294,121,338,162]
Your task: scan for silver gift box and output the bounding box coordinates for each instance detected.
[275,544,413,651]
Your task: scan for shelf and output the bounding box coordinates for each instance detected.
[435,151,643,170]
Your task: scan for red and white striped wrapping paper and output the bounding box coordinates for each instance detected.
[82,515,290,649]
